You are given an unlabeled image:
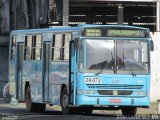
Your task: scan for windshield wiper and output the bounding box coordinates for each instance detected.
[122,52,136,77]
[95,52,114,76]
[128,62,136,77]
[130,68,136,76]
[94,63,107,76]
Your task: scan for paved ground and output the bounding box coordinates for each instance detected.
[0,98,159,120]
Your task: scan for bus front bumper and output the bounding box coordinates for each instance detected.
[76,95,150,107]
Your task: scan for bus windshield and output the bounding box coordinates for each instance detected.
[79,39,149,75]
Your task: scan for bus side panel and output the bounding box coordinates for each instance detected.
[9,60,43,102]
[23,61,69,104]
[23,60,43,103]
[49,62,69,105]
[30,61,43,103]
[18,60,29,101]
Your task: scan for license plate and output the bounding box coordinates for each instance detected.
[109,99,122,103]
[84,77,102,84]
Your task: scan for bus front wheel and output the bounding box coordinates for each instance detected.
[25,86,46,112]
[121,107,137,116]
[61,87,70,115]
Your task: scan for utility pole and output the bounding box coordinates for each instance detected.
[156,1,160,31]
[118,4,123,25]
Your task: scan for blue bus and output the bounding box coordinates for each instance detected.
[8,25,153,115]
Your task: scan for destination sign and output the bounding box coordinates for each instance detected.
[84,28,101,37]
[107,29,146,38]
[82,27,148,38]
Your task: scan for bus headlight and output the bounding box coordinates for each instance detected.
[77,89,96,94]
[77,89,83,94]
[84,90,95,94]
[134,91,145,96]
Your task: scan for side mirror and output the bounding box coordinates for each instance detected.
[150,40,154,51]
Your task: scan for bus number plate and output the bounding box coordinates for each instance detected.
[84,77,102,84]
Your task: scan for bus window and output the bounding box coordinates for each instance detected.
[52,34,62,61]
[11,36,16,60]
[24,35,32,60]
[31,36,36,60]
[61,34,65,60]
[35,34,42,60]
[51,35,55,60]
[63,33,71,61]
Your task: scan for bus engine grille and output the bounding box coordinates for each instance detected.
[86,84,144,89]
[97,90,133,95]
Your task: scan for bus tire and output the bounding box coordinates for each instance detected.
[121,107,137,116]
[25,86,46,113]
[61,87,70,115]
[25,86,36,112]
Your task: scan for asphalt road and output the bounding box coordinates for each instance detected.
[0,106,118,120]
[0,99,159,120]
[0,106,160,120]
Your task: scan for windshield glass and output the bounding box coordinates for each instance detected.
[116,40,149,74]
[79,40,115,74]
[79,39,149,75]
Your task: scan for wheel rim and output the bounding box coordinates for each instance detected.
[62,94,68,108]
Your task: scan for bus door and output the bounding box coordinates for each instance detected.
[42,41,51,101]
[69,40,74,104]
[69,32,79,105]
[15,42,24,100]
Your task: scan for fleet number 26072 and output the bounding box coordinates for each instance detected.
[84,77,102,84]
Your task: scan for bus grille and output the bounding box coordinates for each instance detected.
[97,90,133,95]
[86,84,143,89]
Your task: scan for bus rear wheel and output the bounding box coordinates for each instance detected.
[121,107,137,116]
[25,86,46,112]
[61,87,70,115]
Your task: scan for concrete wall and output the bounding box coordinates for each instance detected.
[0,45,9,98]
[150,32,160,102]
[0,0,10,34]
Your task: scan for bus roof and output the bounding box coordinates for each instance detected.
[11,25,149,35]
[78,24,149,31]
[11,27,80,35]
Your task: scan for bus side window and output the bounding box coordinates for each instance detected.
[52,35,55,60]
[63,33,71,61]
[52,34,62,61]
[31,36,36,60]
[11,36,16,60]
[35,34,42,60]
[24,35,32,60]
